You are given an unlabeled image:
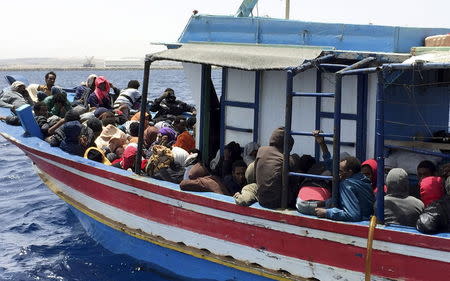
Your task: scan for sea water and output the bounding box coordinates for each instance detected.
[0,69,221,281]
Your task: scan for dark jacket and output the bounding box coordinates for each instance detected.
[60,121,84,156]
[416,195,450,234]
[149,98,195,119]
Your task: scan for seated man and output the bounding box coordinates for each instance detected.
[0,81,33,110]
[255,127,295,209]
[223,160,247,195]
[149,88,196,120]
[417,177,450,234]
[44,90,71,118]
[113,80,141,111]
[315,156,375,222]
[73,74,97,107]
[384,168,424,226]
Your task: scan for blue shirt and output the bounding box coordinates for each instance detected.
[326,173,375,222]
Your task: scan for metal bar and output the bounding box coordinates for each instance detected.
[340,67,378,76]
[320,112,357,120]
[291,131,333,137]
[219,67,227,156]
[385,145,450,159]
[292,92,335,97]
[337,57,376,74]
[291,53,335,75]
[200,64,212,163]
[375,71,385,224]
[356,74,368,160]
[324,140,355,147]
[320,63,349,68]
[135,60,151,174]
[289,172,333,180]
[223,100,255,108]
[225,126,253,133]
[384,62,450,71]
[253,71,261,143]
[315,69,322,162]
[282,70,294,209]
[332,74,343,207]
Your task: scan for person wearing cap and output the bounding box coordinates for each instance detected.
[315,156,375,222]
[149,88,196,120]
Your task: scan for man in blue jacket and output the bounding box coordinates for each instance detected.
[315,156,374,222]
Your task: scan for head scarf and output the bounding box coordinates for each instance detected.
[144,126,159,148]
[173,131,195,152]
[420,176,444,207]
[210,149,220,170]
[145,145,174,175]
[94,76,111,102]
[95,124,128,152]
[11,81,25,91]
[159,127,177,143]
[86,74,97,89]
[172,146,189,166]
[122,144,138,170]
[242,142,260,166]
[386,168,409,197]
[362,159,377,189]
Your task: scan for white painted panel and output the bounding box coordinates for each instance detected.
[366,73,378,160]
[182,63,202,149]
[259,70,286,146]
[321,74,357,114]
[225,106,254,146]
[226,69,255,103]
[321,118,356,156]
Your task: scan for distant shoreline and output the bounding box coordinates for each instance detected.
[0,66,183,71]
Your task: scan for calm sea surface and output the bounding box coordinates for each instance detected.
[0,69,221,281]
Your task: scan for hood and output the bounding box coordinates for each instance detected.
[362,159,377,188]
[63,121,82,142]
[269,127,294,153]
[386,168,409,197]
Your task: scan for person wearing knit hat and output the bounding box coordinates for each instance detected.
[384,168,424,226]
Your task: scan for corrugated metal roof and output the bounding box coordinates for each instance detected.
[146,43,324,70]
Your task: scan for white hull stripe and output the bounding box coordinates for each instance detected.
[40,168,383,281]
[33,153,450,263]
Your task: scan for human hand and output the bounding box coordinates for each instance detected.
[315,208,327,218]
[313,130,325,144]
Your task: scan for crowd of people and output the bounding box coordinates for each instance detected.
[1,72,449,235]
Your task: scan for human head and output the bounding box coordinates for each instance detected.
[164,88,176,102]
[269,127,294,153]
[417,160,437,181]
[386,168,409,197]
[64,109,81,122]
[115,146,125,158]
[86,74,97,90]
[45,71,56,88]
[298,154,316,173]
[173,116,187,133]
[87,149,104,163]
[232,160,247,187]
[129,122,140,137]
[86,118,103,139]
[361,159,377,188]
[53,92,67,106]
[33,102,48,117]
[224,141,242,160]
[127,80,140,89]
[11,81,26,93]
[339,156,361,180]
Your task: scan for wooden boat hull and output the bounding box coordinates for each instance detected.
[1,123,449,280]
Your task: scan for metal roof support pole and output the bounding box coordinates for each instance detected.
[375,70,385,224]
[219,67,228,156]
[314,68,322,162]
[331,73,342,207]
[292,53,335,75]
[200,64,212,163]
[253,71,261,143]
[282,70,294,209]
[135,59,152,174]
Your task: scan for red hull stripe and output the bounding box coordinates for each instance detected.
[29,153,450,281]
[14,140,450,251]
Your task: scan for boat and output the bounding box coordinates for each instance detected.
[1,1,450,280]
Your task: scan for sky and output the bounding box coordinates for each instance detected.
[1,0,450,59]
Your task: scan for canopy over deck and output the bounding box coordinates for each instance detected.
[146,43,325,70]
